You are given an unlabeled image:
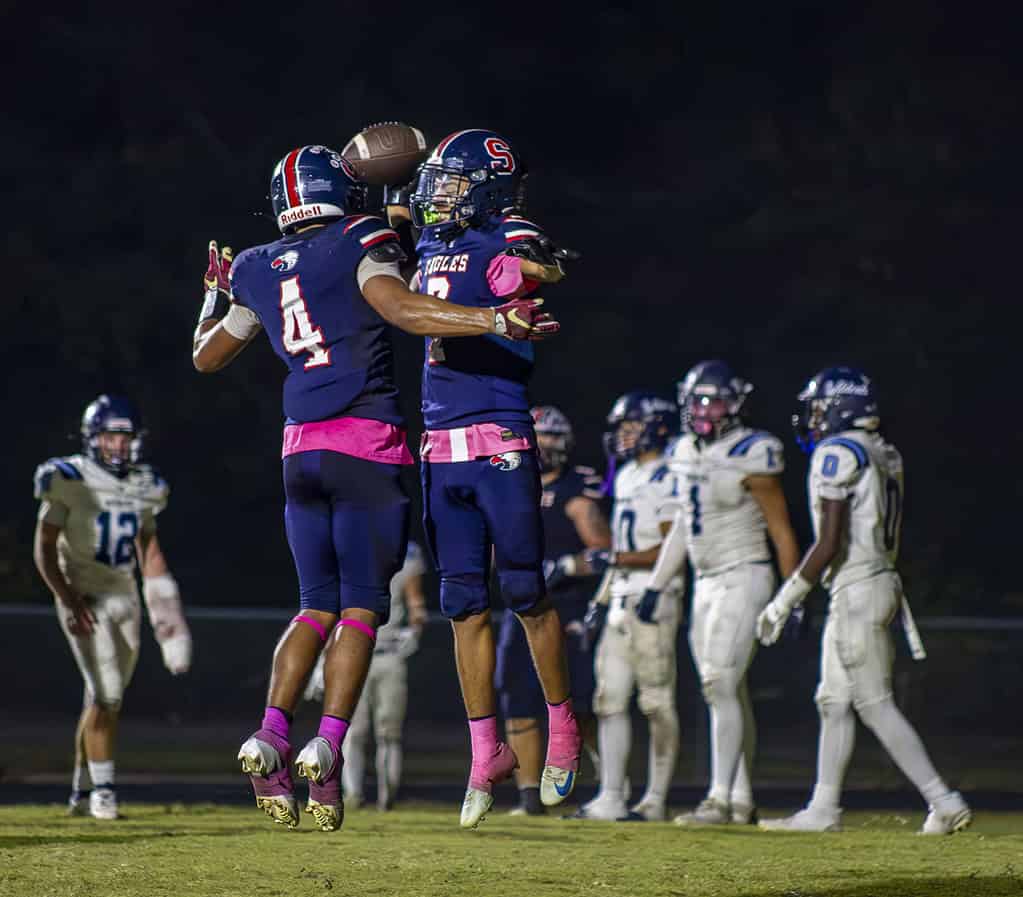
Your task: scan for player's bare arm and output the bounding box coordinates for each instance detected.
[757,497,848,645]
[33,519,96,636]
[360,274,559,340]
[137,528,169,577]
[745,473,801,579]
[193,241,258,373]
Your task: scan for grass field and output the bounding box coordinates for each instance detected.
[2,803,1021,897]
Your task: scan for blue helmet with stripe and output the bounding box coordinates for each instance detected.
[677,359,753,442]
[792,366,880,454]
[603,391,677,462]
[270,145,367,234]
[409,130,526,233]
[81,395,145,477]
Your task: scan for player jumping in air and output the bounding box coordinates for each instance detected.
[495,406,610,815]
[193,144,556,831]
[576,392,682,822]
[33,395,190,820]
[407,129,582,828]
[646,361,800,826]
[756,367,971,834]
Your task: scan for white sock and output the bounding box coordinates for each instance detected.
[707,694,744,806]
[729,680,756,808]
[596,712,630,803]
[87,760,114,790]
[376,739,402,804]
[640,707,678,807]
[921,777,952,806]
[342,735,367,801]
[858,698,947,802]
[810,701,856,810]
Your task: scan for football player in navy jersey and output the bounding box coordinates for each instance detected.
[193,144,557,832]
[496,406,610,815]
[407,129,583,827]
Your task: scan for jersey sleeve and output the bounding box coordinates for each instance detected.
[811,438,868,500]
[33,458,81,527]
[341,215,401,261]
[572,466,606,501]
[650,463,682,523]
[727,431,785,477]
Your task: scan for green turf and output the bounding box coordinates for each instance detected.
[2,803,1021,897]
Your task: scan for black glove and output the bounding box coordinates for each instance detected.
[636,588,660,624]
[504,235,581,274]
[582,601,607,652]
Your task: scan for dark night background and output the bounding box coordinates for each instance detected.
[6,2,1020,616]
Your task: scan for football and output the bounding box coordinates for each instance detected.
[342,122,428,187]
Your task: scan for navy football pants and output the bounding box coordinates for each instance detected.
[283,450,409,621]
[421,454,546,619]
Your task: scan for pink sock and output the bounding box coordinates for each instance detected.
[547,698,577,735]
[468,715,500,761]
[262,707,290,741]
[317,715,350,753]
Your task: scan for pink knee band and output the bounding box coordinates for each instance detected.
[335,618,377,641]
[293,615,328,643]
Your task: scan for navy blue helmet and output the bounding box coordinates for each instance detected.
[792,366,880,453]
[531,405,574,472]
[677,359,753,442]
[603,391,677,462]
[81,395,145,477]
[270,145,367,234]
[410,129,526,233]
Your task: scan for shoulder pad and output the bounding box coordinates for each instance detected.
[133,464,171,505]
[500,215,545,246]
[342,214,399,250]
[812,438,868,491]
[366,240,407,264]
[33,457,82,499]
[727,431,784,475]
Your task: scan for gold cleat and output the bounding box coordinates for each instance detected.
[255,795,299,829]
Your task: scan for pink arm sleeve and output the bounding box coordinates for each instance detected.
[486,254,533,298]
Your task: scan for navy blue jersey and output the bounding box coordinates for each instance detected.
[541,466,606,565]
[229,215,403,425]
[415,214,545,430]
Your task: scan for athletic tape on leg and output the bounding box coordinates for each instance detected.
[294,614,328,643]
[337,618,377,641]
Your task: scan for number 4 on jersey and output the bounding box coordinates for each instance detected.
[279,276,330,369]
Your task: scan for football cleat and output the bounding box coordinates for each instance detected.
[624,798,666,822]
[540,725,582,807]
[758,806,843,832]
[238,731,299,829]
[730,802,758,825]
[67,791,88,817]
[88,787,119,820]
[674,798,731,827]
[568,794,628,821]
[295,737,344,832]
[919,791,972,835]
[460,742,518,829]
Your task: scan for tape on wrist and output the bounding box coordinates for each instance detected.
[778,573,813,611]
[198,288,230,324]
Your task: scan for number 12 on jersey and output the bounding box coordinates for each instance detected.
[279,276,331,369]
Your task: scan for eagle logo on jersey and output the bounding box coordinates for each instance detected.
[271,250,300,272]
[489,451,522,471]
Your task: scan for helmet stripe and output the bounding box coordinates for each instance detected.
[429,129,488,161]
[283,148,303,208]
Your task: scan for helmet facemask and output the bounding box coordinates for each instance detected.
[411,163,487,229]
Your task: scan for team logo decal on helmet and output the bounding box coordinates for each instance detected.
[603,391,677,462]
[792,366,880,454]
[410,129,526,232]
[270,145,367,234]
[678,359,753,442]
[81,394,145,478]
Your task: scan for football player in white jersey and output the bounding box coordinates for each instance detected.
[643,361,800,826]
[304,542,427,811]
[32,395,191,820]
[756,367,970,835]
[576,392,682,822]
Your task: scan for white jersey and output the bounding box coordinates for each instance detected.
[609,454,682,598]
[667,428,784,576]
[375,541,426,649]
[33,454,169,597]
[808,430,903,593]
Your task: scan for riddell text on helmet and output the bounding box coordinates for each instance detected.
[279,205,326,227]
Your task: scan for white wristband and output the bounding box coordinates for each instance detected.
[776,573,813,613]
